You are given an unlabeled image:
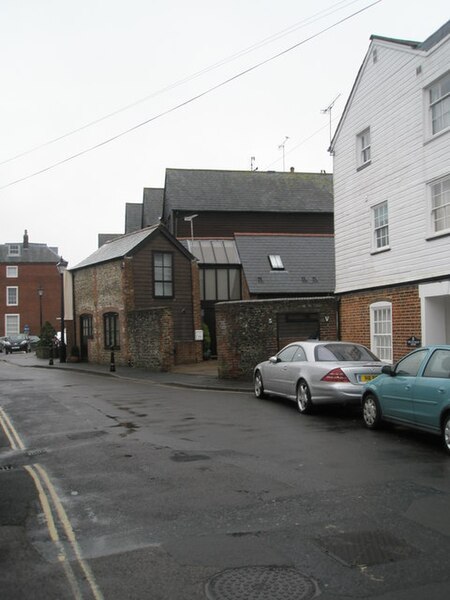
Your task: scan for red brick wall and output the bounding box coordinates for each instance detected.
[339,285,421,362]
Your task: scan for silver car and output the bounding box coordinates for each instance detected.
[254,341,383,413]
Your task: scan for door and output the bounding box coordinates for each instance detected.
[411,348,450,431]
[80,314,93,361]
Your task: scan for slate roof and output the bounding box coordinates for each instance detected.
[163,169,333,214]
[72,224,194,270]
[98,233,122,248]
[143,188,164,226]
[0,243,59,263]
[125,203,143,234]
[234,234,335,295]
[72,226,159,270]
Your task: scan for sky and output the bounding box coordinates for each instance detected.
[1,0,449,267]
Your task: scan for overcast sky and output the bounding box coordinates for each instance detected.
[1,0,448,267]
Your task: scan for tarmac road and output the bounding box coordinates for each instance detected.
[1,353,450,599]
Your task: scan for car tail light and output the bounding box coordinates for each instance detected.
[321,368,350,383]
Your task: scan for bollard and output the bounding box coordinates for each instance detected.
[49,344,54,366]
[110,348,116,372]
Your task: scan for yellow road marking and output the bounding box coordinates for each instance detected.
[0,406,104,600]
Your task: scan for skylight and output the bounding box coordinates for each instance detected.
[268,254,284,270]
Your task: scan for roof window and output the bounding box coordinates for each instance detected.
[268,254,284,270]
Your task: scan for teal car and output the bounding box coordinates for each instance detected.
[362,346,450,455]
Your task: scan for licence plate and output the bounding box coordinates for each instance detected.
[359,374,378,383]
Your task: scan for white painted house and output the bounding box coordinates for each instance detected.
[330,20,450,362]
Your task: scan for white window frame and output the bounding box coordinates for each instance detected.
[429,174,450,236]
[6,286,18,306]
[428,72,450,136]
[370,301,392,362]
[7,244,20,256]
[5,314,20,336]
[357,127,371,169]
[6,266,18,278]
[268,255,284,270]
[372,201,389,251]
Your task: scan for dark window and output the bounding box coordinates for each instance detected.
[315,343,378,362]
[104,312,120,349]
[81,314,93,339]
[423,349,450,378]
[395,349,427,377]
[154,252,173,298]
[199,267,241,301]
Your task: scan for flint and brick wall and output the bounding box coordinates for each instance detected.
[339,284,421,363]
[216,297,337,379]
[127,307,174,371]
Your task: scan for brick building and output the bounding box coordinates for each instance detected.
[0,230,61,337]
[70,224,202,369]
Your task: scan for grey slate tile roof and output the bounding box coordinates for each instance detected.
[98,233,122,248]
[125,203,143,234]
[164,169,333,214]
[0,243,59,263]
[143,188,164,226]
[72,226,159,270]
[235,234,335,295]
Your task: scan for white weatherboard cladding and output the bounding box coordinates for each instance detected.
[333,36,450,293]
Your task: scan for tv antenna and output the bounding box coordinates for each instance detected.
[321,94,341,146]
[278,136,289,171]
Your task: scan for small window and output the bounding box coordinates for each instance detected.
[429,72,450,135]
[104,312,120,349]
[396,349,428,377]
[268,255,284,270]
[430,175,450,234]
[153,252,173,298]
[372,201,389,250]
[8,244,20,256]
[357,128,371,168]
[6,287,18,306]
[5,314,20,336]
[6,266,18,278]
[370,302,392,362]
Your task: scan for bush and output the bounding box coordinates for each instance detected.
[38,321,56,347]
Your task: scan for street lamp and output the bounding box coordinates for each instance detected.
[184,214,198,244]
[37,287,44,333]
[56,257,68,363]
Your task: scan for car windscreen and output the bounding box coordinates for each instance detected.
[315,344,379,362]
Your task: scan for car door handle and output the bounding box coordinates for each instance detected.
[438,388,445,394]
[405,385,411,391]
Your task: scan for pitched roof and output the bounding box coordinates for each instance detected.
[125,203,143,234]
[234,234,335,295]
[143,188,164,226]
[72,224,194,270]
[0,243,59,264]
[163,169,333,214]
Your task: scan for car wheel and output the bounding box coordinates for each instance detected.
[441,413,450,455]
[254,370,266,399]
[362,394,382,429]
[296,380,313,414]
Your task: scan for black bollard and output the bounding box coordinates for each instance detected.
[49,344,54,366]
[110,348,116,372]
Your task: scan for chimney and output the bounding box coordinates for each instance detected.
[23,229,29,249]
[290,166,295,173]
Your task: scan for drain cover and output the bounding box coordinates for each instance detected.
[205,566,318,600]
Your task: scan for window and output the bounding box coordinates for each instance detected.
[357,128,371,168]
[268,255,284,270]
[7,244,20,256]
[6,287,18,306]
[153,252,173,298]
[395,349,427,377]
[370,302,392,361]
[429,72,450,135]
[430,175,450,234]
[199,268,241,301]
[277,345,299,362]
[6,266,18,278]
[423,349,450,378]
[81,314,93,339]
[104,312,120,349]
[372,201,389,250]
[292,346,307,362]
[5,314,19,336]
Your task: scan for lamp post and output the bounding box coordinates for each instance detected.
[184,214,198,244]
[37,287,44,333]
[56,257,68,363]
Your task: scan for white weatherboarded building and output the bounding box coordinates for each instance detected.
[330,21,450,362]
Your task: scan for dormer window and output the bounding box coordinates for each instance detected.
[269,255,284,270]
[8,244,20,256]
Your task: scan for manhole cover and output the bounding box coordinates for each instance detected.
[315,530,418,567]
[205,566,318,600]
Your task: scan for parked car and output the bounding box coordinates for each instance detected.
[2,334,35,354]
[254,341,383,413]
[362,345,450,454]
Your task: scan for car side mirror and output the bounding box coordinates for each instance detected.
[381,364,395,376]
[269,356,279,364]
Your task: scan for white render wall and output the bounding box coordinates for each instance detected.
[333,35,450,293]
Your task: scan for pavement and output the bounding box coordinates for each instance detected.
[0,351,254,393]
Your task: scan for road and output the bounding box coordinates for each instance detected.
[1,356,450,599]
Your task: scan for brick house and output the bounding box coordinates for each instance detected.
[70,224,202,369]
[330,20,450,363]
[0,230,61,337]
[118,168,335,355]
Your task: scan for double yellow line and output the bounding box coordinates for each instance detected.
[0,407,104,600]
